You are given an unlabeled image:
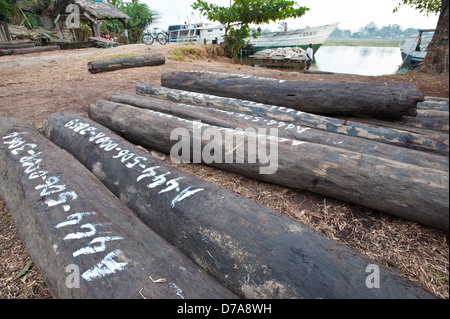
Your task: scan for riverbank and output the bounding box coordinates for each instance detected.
[0,43,448,299]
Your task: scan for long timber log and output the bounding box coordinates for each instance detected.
[87,100,449,232]
[160,70,424,116]
[0,45,60,56]
[42,111,438,299]
[109,92,448,172]
[0,117,237,299]
[136,82,449,155]
[87,53,165,74]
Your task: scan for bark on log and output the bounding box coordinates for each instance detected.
[87,53,165,74]
[160,70,424,116]
[136,82,449,155]
[0,117,237,299]
[87,101,449,232]
[42,111,438,299]
[109,92,448,172]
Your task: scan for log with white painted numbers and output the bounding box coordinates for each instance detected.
[109,91,448,172]
[42,111,438,299]
[0,117,237,299]
[136,82,448,155]
[87,100,449,232]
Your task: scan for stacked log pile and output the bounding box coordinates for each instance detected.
[40,112,437,298]
[87,97,449,233]
[0,117,237,299]
[0,41,60,56]
[0,71,447,299]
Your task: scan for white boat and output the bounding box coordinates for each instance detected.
[165,22,338,53]
[400,29,435,66]
[167,23,225,44]
[247,23,339,52]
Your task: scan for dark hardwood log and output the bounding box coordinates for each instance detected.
[0,42,35,49]
[0,117,237,299]
[87,53,165,74]
[136,82,449,155]
[160,70,424,116]
[87,100,449,232]
[4,45,60,55]
[42,111,438,299]
[109,92,448,172]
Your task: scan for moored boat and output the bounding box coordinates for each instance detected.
[164,22,338,54]
[400,29,435,67]
[247,22,339,52]
[167,23,225,44]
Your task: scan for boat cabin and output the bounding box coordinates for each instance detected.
[167,23,225,44]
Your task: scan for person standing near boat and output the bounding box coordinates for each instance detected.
[306,43,313,70]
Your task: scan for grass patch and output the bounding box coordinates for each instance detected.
[324,38,402,47]
[89,52,139,61]
[168,44,226,61]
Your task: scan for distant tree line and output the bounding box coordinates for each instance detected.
[330,22,430,39]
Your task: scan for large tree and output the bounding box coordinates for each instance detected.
[192,0,308,57]
[395,0,449,73]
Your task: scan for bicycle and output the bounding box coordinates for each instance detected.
[143,31,168,45]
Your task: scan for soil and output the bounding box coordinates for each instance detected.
[0,42,448,299]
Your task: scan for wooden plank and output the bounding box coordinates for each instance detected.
[42,111,438,298]
[160,70,424,116]
[87,100,449,232]
[109,92,448,172]
[0,117,237,299]
[136,82,449,155]
[87,53,165,74]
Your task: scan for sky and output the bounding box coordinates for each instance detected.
[142,0,439,33]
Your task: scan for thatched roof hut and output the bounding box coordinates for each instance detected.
[42,0,130,42]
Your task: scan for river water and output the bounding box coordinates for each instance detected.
[310,46,404,76]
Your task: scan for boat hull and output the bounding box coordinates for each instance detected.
[248,23,338,52]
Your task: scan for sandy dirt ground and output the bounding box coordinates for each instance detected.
[0,42,448,299]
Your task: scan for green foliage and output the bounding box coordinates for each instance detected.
[192,0,309,57]
[104,0,159,43]
[0,0,17,23]
[393,0,442,15]
[0,0,46,28]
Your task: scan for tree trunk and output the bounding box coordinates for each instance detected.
[87,100,449,232]
[422,0,449,73]
[87,53,165,74]
[160,70,425,116]
[136,82,449,154]
[42,111,438,298]
[110,91,448,172]
[0,117,237,299]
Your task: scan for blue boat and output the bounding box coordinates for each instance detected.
[400,29,435,67]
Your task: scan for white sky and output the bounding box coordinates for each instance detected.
[141,0,439,32]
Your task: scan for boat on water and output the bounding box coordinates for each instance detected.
[165,22,338,53]
[400,29,435,67]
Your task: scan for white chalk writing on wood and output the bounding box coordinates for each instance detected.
[2,131,127,282]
